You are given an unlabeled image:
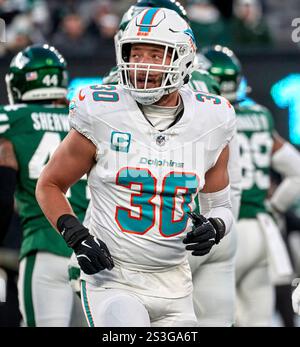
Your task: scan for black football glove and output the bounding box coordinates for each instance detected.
[57,214,114,275]
[183,212,226,256]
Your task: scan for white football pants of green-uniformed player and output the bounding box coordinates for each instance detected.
[188,134,241,327]
[188,223,237,326]
[235,219,275,327]
[18,252,82,327]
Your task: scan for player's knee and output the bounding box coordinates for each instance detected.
[95,293,150,327]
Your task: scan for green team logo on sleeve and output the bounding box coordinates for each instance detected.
[236,103,274,219]
[0,113,10,133]
[0,104,27,135]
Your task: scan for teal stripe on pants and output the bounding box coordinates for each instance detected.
[81,280,94,327]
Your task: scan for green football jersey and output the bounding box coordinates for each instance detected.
[235,102,275,219]
[189,69,221,95]
[0,103,89,259]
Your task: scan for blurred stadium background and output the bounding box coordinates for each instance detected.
[1,0,300,327]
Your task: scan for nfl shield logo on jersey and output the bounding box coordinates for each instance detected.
[111,131,131,153]
[155,135,167,146]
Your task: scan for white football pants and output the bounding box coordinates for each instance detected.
[18,252,85,327]
[188,224,237,326]
[235,219,275,327]
[80,280,197,327]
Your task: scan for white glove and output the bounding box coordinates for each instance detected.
[292,283,300,315]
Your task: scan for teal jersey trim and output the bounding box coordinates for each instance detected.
[81,280,95,327]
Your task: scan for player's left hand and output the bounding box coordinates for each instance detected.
[183,212,225,256]
[292,283,300,315]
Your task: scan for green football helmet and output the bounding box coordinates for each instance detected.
[5,44,68,105]
[202,45,242,102]
[189,69,221,95]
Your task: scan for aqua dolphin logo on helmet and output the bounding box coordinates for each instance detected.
[117,8,196,105]
[183,28,196,53]
[183,28,195,44]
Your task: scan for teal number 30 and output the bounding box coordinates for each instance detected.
[196,93,221,104]
[90,85,119,102]
[115,167,199,237]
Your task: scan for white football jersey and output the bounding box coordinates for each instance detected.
[69,85,236,271]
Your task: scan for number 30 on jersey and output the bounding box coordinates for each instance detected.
[115,167,199,238]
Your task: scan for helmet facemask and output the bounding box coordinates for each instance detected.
[116,8,196,105]
[219,78,242,103]
[118,40,192,105]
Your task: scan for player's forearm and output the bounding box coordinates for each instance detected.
[270,177,300,213]
[271,142,300,213]
[0,166,17,244]
[36,130,96,230]
[0,140,18,243]
[36,177,75,231]
[199,185,234,235]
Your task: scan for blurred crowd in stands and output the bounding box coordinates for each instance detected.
[0,0,298,58]
[0,0,123,57]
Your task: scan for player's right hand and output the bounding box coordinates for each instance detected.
[73,234,114,275]
[57,214,114,275]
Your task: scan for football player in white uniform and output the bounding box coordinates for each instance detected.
[105,0,242,327]
[36,9,236,327]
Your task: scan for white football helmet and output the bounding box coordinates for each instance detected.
[116,8,196,105]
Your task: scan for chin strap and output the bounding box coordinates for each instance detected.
[129,89,165,105]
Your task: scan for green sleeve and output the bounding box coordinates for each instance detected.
[0,104,28,140]
[0,106,12,139]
